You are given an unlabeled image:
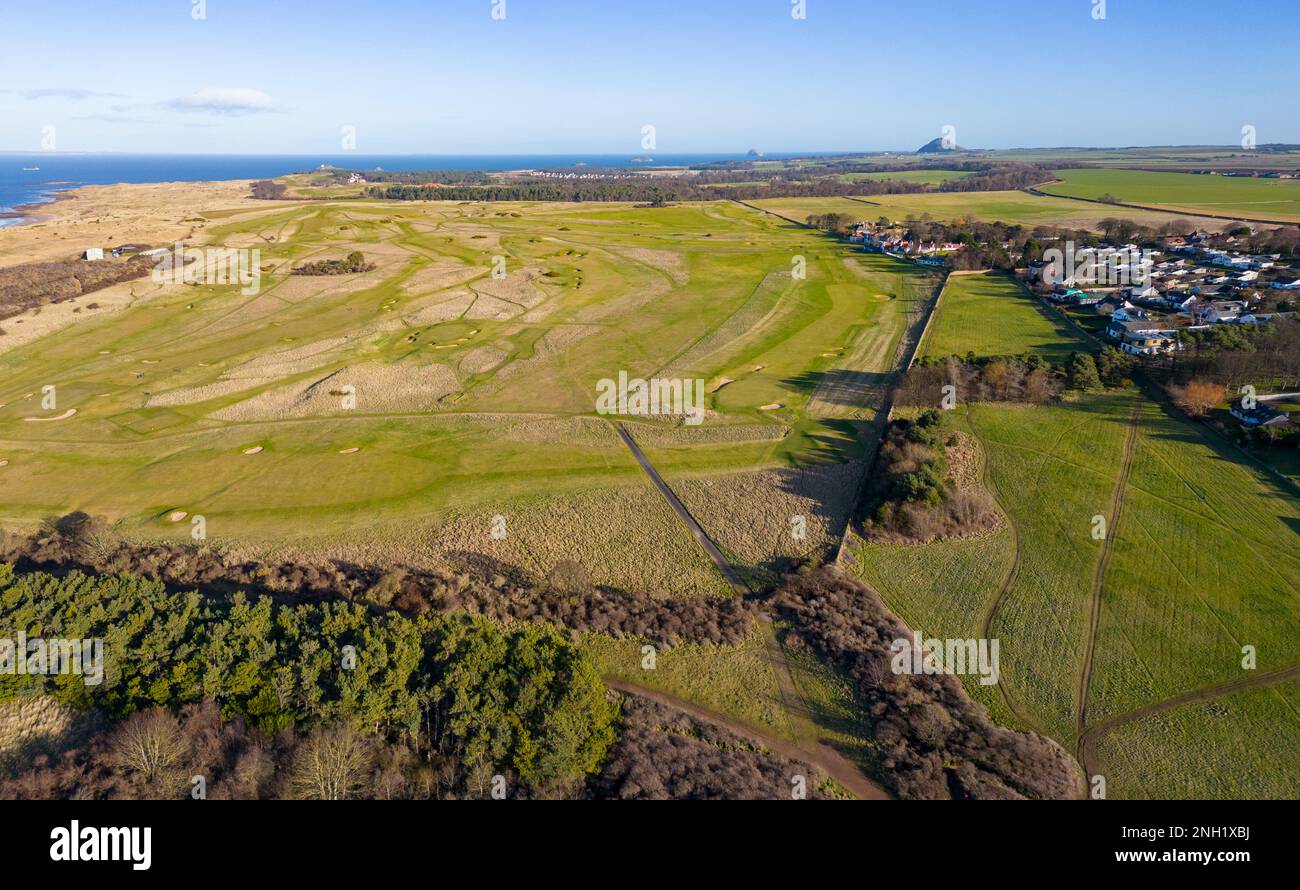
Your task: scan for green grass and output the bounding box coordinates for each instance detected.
[921,271,1092,363]
[863,190,1203,230]
[0,198,934,596]
[851,388,1300,796]
[852,528,1016,725]
[1087,399,1300,721]
[1041,168,1300,221]
[845,169,976,186]
[586,630,795,739]
[1094,683,1300,799]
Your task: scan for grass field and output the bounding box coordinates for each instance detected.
[921,271,1091,362]
[854,190,1216,230]
[850,388,1300,797]
[746,196,881,223]
[0,195,935,594]
[1040,168,1300,221]
[846,169,976,186]
[1087,398,1300,721]
[1093,683,1300,799]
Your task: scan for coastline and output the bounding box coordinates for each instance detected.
[0,187,78,228]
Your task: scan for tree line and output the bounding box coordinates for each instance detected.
[0,561,615,796]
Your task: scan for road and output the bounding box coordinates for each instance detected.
[613,421,749,595]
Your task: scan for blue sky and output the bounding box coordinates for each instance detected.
[2,0,1297,154]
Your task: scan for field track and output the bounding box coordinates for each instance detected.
[1075,398,1142,748]
[1077,663,1300,786]
[604,678,892,800]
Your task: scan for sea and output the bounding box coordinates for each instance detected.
[0,151,829,226]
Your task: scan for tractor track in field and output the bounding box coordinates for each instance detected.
[969,411,1040,737]
[1075,398,1142,755]
[1077,663,1300,784]
[604,678,892,800]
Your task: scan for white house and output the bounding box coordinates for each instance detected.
[82,248,104,261]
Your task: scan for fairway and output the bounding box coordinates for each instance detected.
[1040,168,1300,222]
[921,271,1091,362]
[0,195,934,597]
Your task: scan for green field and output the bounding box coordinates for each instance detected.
[0,198,935,596]
[1040,168,1300,221]
[766,190,1212,231]
[846,169,976,186]
[921,271,1091,362]
[850,388,1300,797]
[1093,683,1300,799]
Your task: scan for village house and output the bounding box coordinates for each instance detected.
[1107,318,1182,355]
[1229,403,1292,428]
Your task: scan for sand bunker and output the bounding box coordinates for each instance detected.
[168,511,188,522]
[338,447,360,454]
[759,403,783,411]
[242,446,264,455]
[710,378,734,393]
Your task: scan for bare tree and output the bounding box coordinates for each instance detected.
[289,723,374,800]
[110,709,189,792]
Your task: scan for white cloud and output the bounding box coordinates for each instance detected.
[166,87,279,115]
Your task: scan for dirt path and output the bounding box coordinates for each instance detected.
[969,412,1045,737]
[613,422,749,595]
[1077,663,1300,782]
[605,678,892,800]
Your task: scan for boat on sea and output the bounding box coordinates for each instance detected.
[22,166,40,171]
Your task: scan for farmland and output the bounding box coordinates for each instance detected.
[0,190,934,598]
[1040,168,1300,222]
[754,190,1215,231]
[920,271,1091,362]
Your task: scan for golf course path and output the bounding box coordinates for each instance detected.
[614,422,749,595]
[1075,398,1142,752]
[605,678,892,800]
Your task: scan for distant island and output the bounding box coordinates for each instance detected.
[917,136,964,153]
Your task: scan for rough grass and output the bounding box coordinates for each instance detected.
[587,630,794,738]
